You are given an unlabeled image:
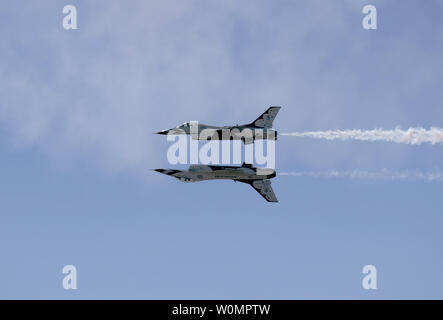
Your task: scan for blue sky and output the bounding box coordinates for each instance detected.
[1,0,443,299]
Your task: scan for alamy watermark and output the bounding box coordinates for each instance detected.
[165,121,276,169]
[62,265,78,290]
[362,265,377,290]
[62,5,78,30]
[362,5,377,30]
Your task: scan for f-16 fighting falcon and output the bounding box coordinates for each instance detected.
[155,163,278,202]
[156,106,281,144]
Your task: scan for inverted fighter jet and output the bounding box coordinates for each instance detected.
[155,163,278,202]
[156,106,281,144]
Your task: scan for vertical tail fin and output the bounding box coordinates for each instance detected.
[251,106,281,128]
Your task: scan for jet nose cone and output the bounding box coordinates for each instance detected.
[154,169,180,176]
[156,130,169,135]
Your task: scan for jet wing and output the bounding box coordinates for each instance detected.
[236,179,278,202]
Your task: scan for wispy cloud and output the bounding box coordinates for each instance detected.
[0,1,351,173]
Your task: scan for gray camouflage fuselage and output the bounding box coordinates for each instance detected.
[155,163,278,202]
[156,164,275,182]
[156,106,281,144]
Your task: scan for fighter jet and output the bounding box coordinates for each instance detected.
[155,162,278,202]
[156,106,281,144]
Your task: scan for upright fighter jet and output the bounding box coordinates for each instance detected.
[155,163,278,202]
[156,106,281,144]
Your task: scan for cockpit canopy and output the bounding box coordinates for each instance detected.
[176,122,189,129]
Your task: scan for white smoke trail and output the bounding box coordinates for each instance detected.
[279,169,443,182]
[280,127,443,145]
